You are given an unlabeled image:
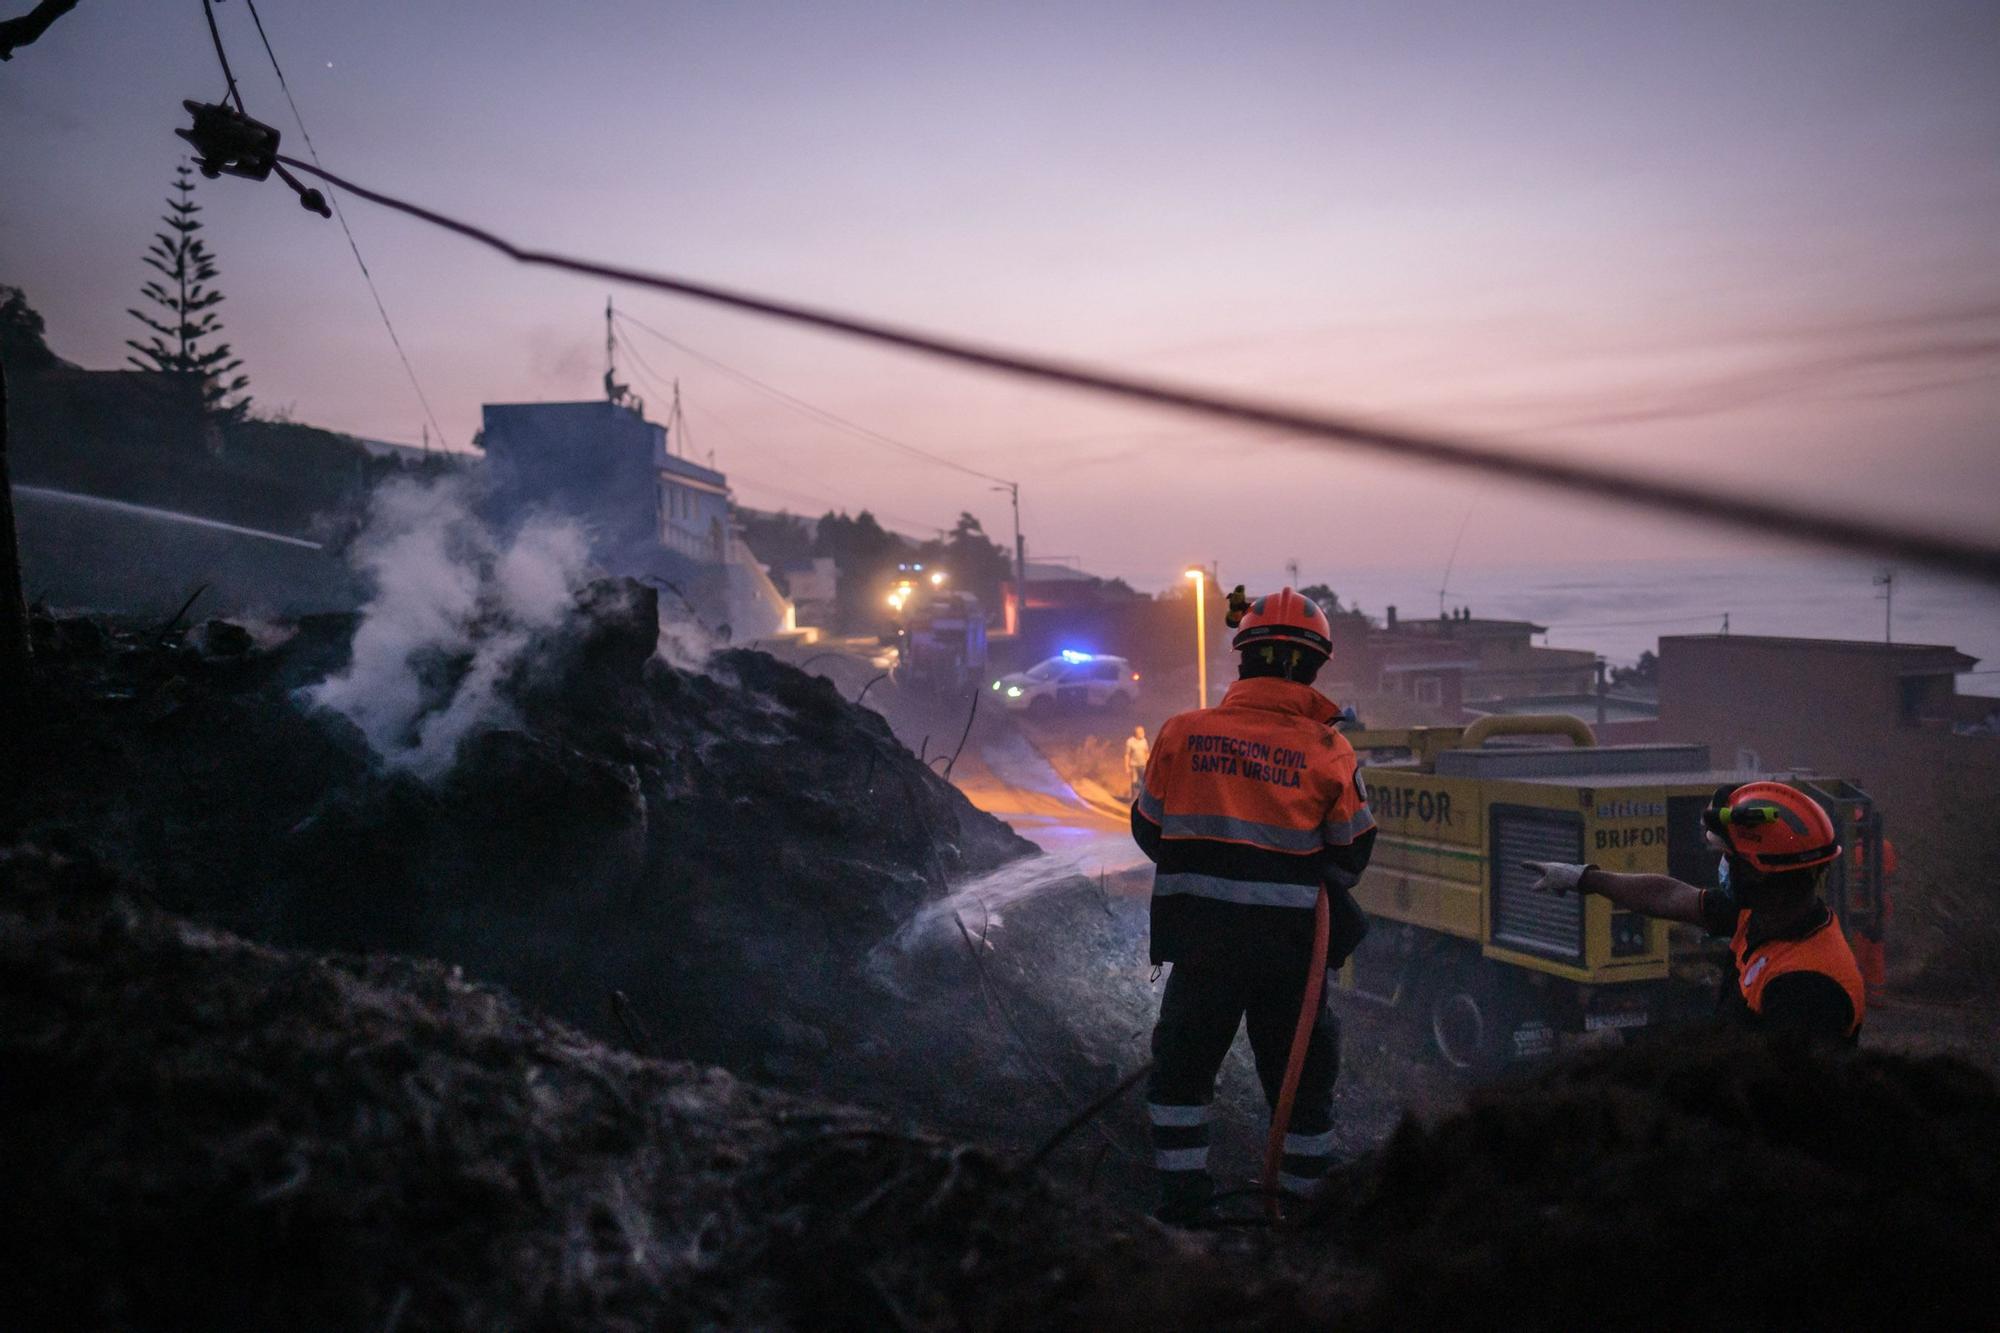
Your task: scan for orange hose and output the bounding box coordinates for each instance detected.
[1262,884,1330,1221]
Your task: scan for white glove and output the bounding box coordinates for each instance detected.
[1522,861,1593,895]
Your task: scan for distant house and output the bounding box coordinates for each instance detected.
[478,399,791,640]
[1017,559,1141,611]
[782,557,840,629]
[1658,634,1996,884]
[1375,606,1597,701]
[480,400,730,573]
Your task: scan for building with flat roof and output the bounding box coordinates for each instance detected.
[478,400,791,640]
[1657,633,1997,886]
[481,400,730,573]
[1376,606,1598,701]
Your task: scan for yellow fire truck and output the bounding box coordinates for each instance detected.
[1338,715,1886,1071]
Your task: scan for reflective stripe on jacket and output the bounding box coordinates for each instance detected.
[1133,676,1375,965]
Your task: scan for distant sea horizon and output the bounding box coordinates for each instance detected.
[1259,555,2000,689]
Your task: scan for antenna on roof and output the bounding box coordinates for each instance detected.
[604,295,629,406]
[1438,498,1477,619]
[1874,569,1895,643]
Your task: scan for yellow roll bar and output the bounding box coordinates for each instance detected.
[1459,713,1597,749]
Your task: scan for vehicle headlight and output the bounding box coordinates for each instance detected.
[991,680,1001,690]
[1006,686,1022,698]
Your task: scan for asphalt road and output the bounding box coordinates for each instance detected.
[760,637,1147,879]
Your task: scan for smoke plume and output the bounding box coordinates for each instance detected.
[306,476,599,778]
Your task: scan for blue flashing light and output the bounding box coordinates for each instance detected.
[1058,649,1095,664]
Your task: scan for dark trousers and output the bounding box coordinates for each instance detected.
[1145,955,1340,1203]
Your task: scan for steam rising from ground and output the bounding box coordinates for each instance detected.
[306,477,600,778]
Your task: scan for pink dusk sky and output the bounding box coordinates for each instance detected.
[3,0,1996,591]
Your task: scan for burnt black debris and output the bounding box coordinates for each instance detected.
[5,848,1996,1330]
[9,582,2000,1327]
[1315,1027,2000,1330]
[0,848,1330,1332]
[2,579,1032,1111]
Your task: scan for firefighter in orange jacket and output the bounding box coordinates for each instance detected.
[1131,587,1375,1223]
[1526,781,1865,1043]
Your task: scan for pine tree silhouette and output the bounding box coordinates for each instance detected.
[126,161,250,417]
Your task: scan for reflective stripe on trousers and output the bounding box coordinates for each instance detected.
[1278,1122,1337,1198]
[1148,1100,1211,1175]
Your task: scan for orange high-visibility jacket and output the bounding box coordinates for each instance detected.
[1730,909,1867,1037]
[1133,676,1375,965]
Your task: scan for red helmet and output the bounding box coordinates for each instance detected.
[1230,586,1333,657]
[1703,781,1840,874]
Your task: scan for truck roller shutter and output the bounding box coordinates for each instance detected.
[1490,806,1587,966]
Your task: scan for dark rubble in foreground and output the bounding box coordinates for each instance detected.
[5,848,1999,1332]
[0,849,1332,1332]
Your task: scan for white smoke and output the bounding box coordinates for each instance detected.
[653,600,719,672]
[306,476,599,778]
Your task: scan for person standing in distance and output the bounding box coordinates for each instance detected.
[1124,724,1152,802]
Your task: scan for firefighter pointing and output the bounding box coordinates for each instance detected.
[1526,781,1865,1043]
[1131,586,1375,1224]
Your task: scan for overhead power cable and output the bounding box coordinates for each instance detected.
[618,330,946,532]
[615,310,1016,488]
[234,0,451,449]
[198,0,243,112]
[610,326,675,401]
[265,154,2000,587]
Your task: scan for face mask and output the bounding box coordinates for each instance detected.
[1724,856,1790,912]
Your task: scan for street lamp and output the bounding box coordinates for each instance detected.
[1184,567,1207,709]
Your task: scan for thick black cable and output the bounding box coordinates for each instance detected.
[197,0,243,112]
[269,155,2000,587]
[239,0,450,449]
[616,310,1017,488]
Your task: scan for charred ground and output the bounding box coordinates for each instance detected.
[4,588,1998,1329]
[1,583,1048,1127]
[6,848,1996,1331]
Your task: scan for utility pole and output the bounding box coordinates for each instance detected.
[603,295,628,406]
[0,361,31,712]
[1874,569,1895,643]
[994,480,1025,629]
[1186,568,1208,709]
[1286,558,1300,589]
